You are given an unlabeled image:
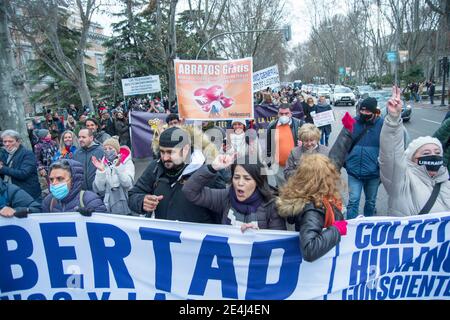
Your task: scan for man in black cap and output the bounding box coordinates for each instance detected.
[329,97,383,219]
[128,127,217,223]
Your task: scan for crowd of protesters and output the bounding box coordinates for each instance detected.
[0,83,449,262]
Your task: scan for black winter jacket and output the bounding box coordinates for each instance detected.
[288,202,344,262]
[128,159,218,224]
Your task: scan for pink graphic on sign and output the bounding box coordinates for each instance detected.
[194,85,234,116]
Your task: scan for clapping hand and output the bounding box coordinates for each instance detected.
[387,86,403,118]
[91,156,105,172]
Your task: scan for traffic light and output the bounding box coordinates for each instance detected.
[283,25,292,42]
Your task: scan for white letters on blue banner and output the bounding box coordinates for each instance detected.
[0,212,449,300]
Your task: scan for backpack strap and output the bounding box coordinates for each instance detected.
[79,190,85,209]
[348,125,371,154]
[419,183,442,215]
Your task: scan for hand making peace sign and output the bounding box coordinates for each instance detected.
[387,85,403,118]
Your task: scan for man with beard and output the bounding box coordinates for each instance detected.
[128,127,217,223]
[73,129,104,191]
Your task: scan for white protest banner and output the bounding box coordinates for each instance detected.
[121,75,161,96]
[1,212,449,300]
[312,110,335,127]
[253,65,280,92]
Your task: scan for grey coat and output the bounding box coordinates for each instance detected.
[284,145,330,179]
[183,165,286,230]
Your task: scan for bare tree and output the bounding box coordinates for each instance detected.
[187,0,227,58]
[218,0,290,76]
[6,0,102,110]
[0,0,30,147]
[153,0,178,102]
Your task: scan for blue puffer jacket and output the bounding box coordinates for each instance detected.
[42,160,107,213]
[344,116,383,179]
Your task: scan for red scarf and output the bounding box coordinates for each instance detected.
[322,196,343,228]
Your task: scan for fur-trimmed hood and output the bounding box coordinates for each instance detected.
[276,197,308,218]
[152,125,219,164]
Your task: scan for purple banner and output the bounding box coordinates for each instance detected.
[130,112,168,159]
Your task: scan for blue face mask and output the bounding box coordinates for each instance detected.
[50,182,70,200]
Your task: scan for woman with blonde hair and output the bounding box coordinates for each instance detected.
[53,130,79,161]
[284,123,330,179]
[277,154,348,262]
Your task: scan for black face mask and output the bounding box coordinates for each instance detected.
[359,113,374,123]
[418,155,444,172]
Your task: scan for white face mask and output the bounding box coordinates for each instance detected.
[279,116,290,125]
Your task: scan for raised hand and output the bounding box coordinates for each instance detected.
[91,156,105,172]
[387,85,403,118]
[212,153,236,171]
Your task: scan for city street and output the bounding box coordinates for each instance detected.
[133,101,448,218]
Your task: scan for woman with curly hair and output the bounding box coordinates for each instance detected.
[277,153,348,262]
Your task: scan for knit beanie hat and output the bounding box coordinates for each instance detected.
[159,127,190,148]
[103,138,120,153]
[35,129,49,139]
[231,119,246,127]
[359,97,378,113]
[404,136,443,161]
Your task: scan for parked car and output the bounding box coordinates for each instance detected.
[354,85,374,99]
[355,90,412,122]
[313,85,331,99]
[330,86,356,106]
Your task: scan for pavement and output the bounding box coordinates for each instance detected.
[132,100,448,218]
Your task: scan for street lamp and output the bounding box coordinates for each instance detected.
[339,40,346,83]
[195,25,292,60]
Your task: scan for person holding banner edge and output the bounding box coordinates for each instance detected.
[183,153,286,232]
[128,127,219,223]
[41,159,107,215]
[277,153,347,262]
[379,86,450,216]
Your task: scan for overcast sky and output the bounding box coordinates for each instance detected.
[92,0,312,46]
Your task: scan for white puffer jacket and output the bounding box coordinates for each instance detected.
[93,146,135,214]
